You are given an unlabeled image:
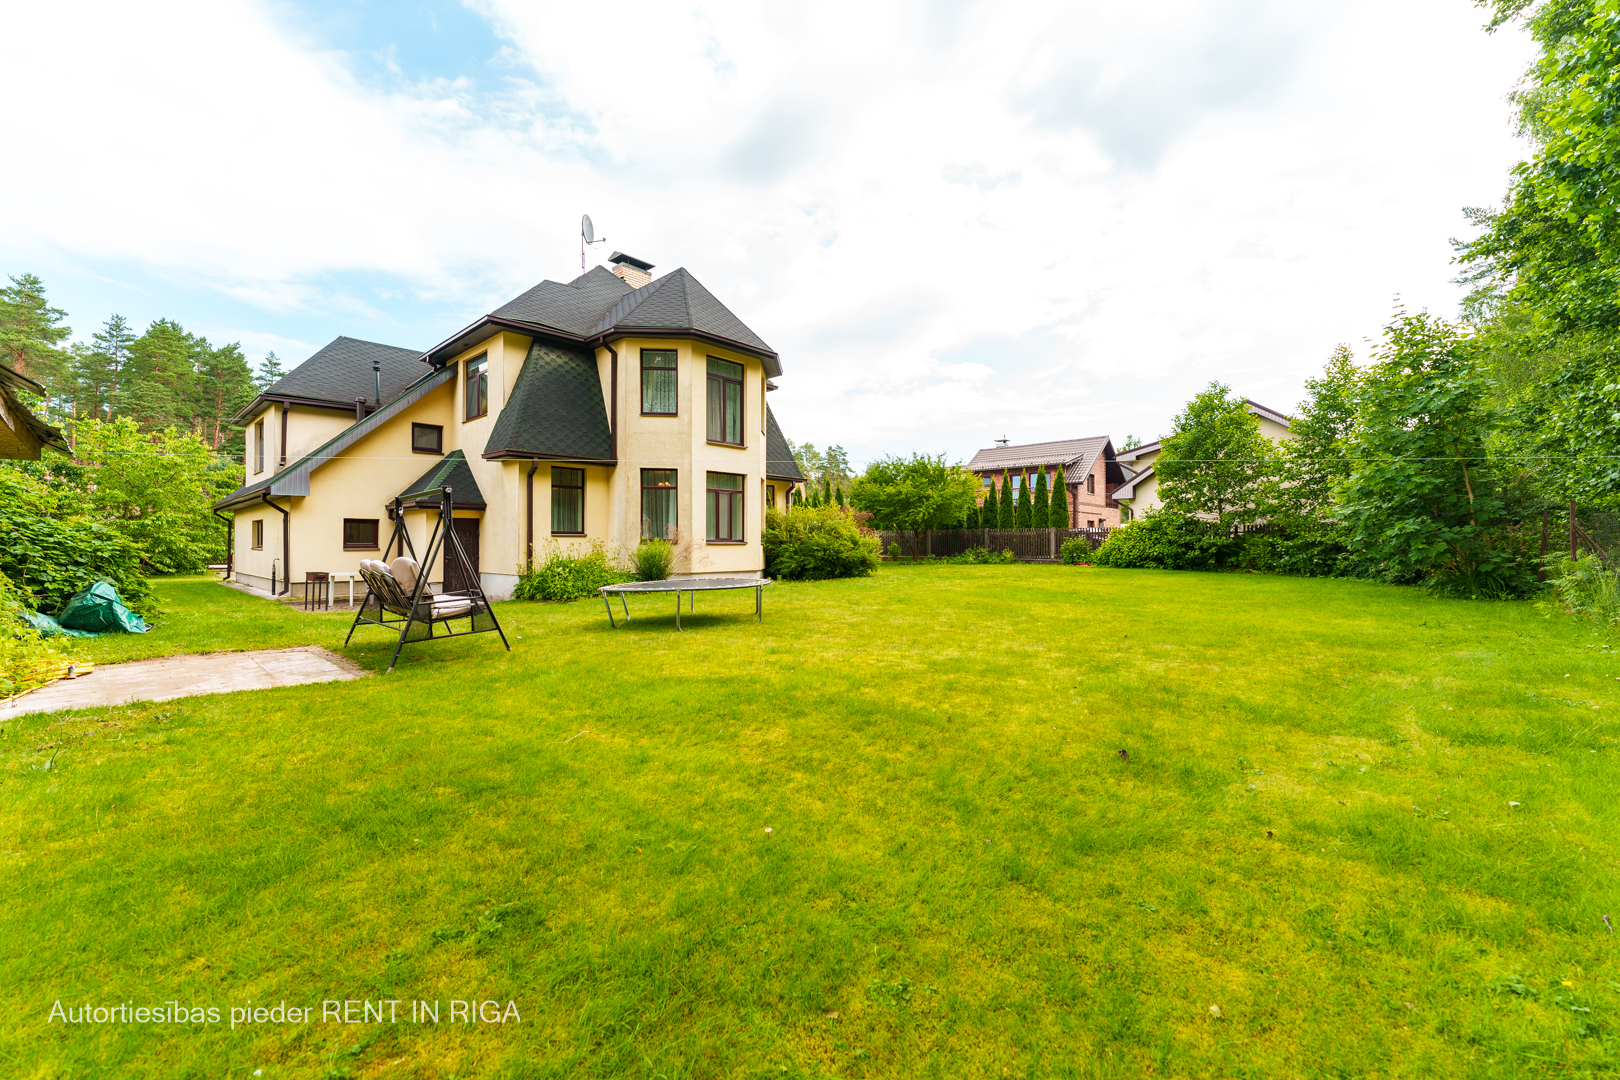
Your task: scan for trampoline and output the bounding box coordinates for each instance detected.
[598,577,772,630]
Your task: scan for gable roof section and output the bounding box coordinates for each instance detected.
[234,336,425,422]
[1113,465,1154,501]
[967,436,1111,481]
[765,405,805,482]
[397,449,486,509]
[482,340,613,462]
[0,362,68,454]
[213,364,456,511]
[429,266,781,376]
[1246,400,1292,428]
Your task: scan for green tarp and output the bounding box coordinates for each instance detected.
[56,581,149,635]
[22,611,97,638]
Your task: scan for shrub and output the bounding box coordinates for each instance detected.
[633,539,675,582]
[1233,525,1351,578]
[764,505,881,580]
[1545,553,1619,625]
[941,546,1014,565]
[1091,513,1240,571]
[0,570,70,699]
[886,542,903,559]
[513,547,632,602]
[0,466,153,615]
[1059,535,1095,564]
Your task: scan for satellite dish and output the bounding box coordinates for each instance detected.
[582,214,595,243]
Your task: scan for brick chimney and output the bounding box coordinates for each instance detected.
[608,251,654,288]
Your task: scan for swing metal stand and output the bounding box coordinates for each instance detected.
[344,487,511,672]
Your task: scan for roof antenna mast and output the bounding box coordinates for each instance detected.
[581,214,607,272]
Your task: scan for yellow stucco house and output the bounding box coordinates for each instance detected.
[1112,400,1294,520]
[214,254,806,600]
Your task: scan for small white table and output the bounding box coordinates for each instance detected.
[331,572,362,608]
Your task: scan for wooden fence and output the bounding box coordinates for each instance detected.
[877,527,1111,562]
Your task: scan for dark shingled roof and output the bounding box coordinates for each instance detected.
[442,266,780,375]
[491,267,633,336]
[590,268,775,356]
[238,336,424,420]
[765,405,804,482]
[397,449,486,509]
[482,340,614,462]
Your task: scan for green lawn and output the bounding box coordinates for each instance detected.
[4,567,1619,1078]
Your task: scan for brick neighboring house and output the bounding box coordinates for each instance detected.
[965,436,1128,529]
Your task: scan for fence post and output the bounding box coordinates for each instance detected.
[1571,500,1578,561]
[1540,507,1548,581]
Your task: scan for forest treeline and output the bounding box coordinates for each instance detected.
[0,273,282,454]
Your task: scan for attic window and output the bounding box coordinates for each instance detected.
[1087,474,1095,495]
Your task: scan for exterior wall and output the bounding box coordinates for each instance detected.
[601,336,768,577]
[246,403,356,481]
[1117,422,1294,520]
[447,331,529,593]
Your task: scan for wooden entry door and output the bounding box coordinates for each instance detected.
[444,518,481,594]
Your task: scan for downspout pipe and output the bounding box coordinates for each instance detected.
[526,457,538,572]
[261,491,290,596]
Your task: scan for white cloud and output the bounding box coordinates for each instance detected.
[0,0,1536,463]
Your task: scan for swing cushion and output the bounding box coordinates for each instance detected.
[389,556,420,593]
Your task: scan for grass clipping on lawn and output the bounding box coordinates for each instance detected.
[3,568,1619,1077]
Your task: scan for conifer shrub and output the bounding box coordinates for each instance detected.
[763,505,881,580]
[1014,474,1032,528]
[998,476,1015,528]
[1032,467,1050,528]
[1050,466,1068,529]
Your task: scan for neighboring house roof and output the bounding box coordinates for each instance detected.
[1113,465,1154,501]
[0,362,68,454]
[213,364,457,510]
[1115,439,1160,464]
[1246,399,1292,428]
[427,266,782,376]
[397,449,486,510]
[967,436,1111,483]
[233,336,425,422]
[765,405,805,482]
[482,341,614,463]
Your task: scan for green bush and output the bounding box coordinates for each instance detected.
[0,467,153,615]
[1059,535,1095,564]
[513,547,632,602]
[632,539,675,581]
[1233,525,1351,578]
[764,505,881,580]
[0,570,70,699]
[1091,513,1240,571]
[886,542,902,559]
[1543,553,1615,623]
[940,546,1015,565]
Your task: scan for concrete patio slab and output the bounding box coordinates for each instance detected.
[0,646,366,718]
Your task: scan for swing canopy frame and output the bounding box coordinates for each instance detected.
[344,485,510,672]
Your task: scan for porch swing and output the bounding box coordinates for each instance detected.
[345,485,510,673]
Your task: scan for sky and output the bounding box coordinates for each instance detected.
[0,0,1537,466]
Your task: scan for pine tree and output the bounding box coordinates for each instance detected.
[197,341,255,451]
[255,351,286,394]
[998,473,1014,528]
[1014,472,1032,527]
[1050,466,1069,530]
[1032,466,1050,528]
[78,314,136,421]
[0,273,72,411]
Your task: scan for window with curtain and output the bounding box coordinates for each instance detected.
[641,349,677,414]
[412,423,443,454]
[464,354,488,420]
[641,469,677,540]
[766,484,775,509]
[254,419,264,474]
[551,466,585,534]
[706,357,743,444]
[343,519,380,550]
[706,471,744,542]
[251,519,263,549]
